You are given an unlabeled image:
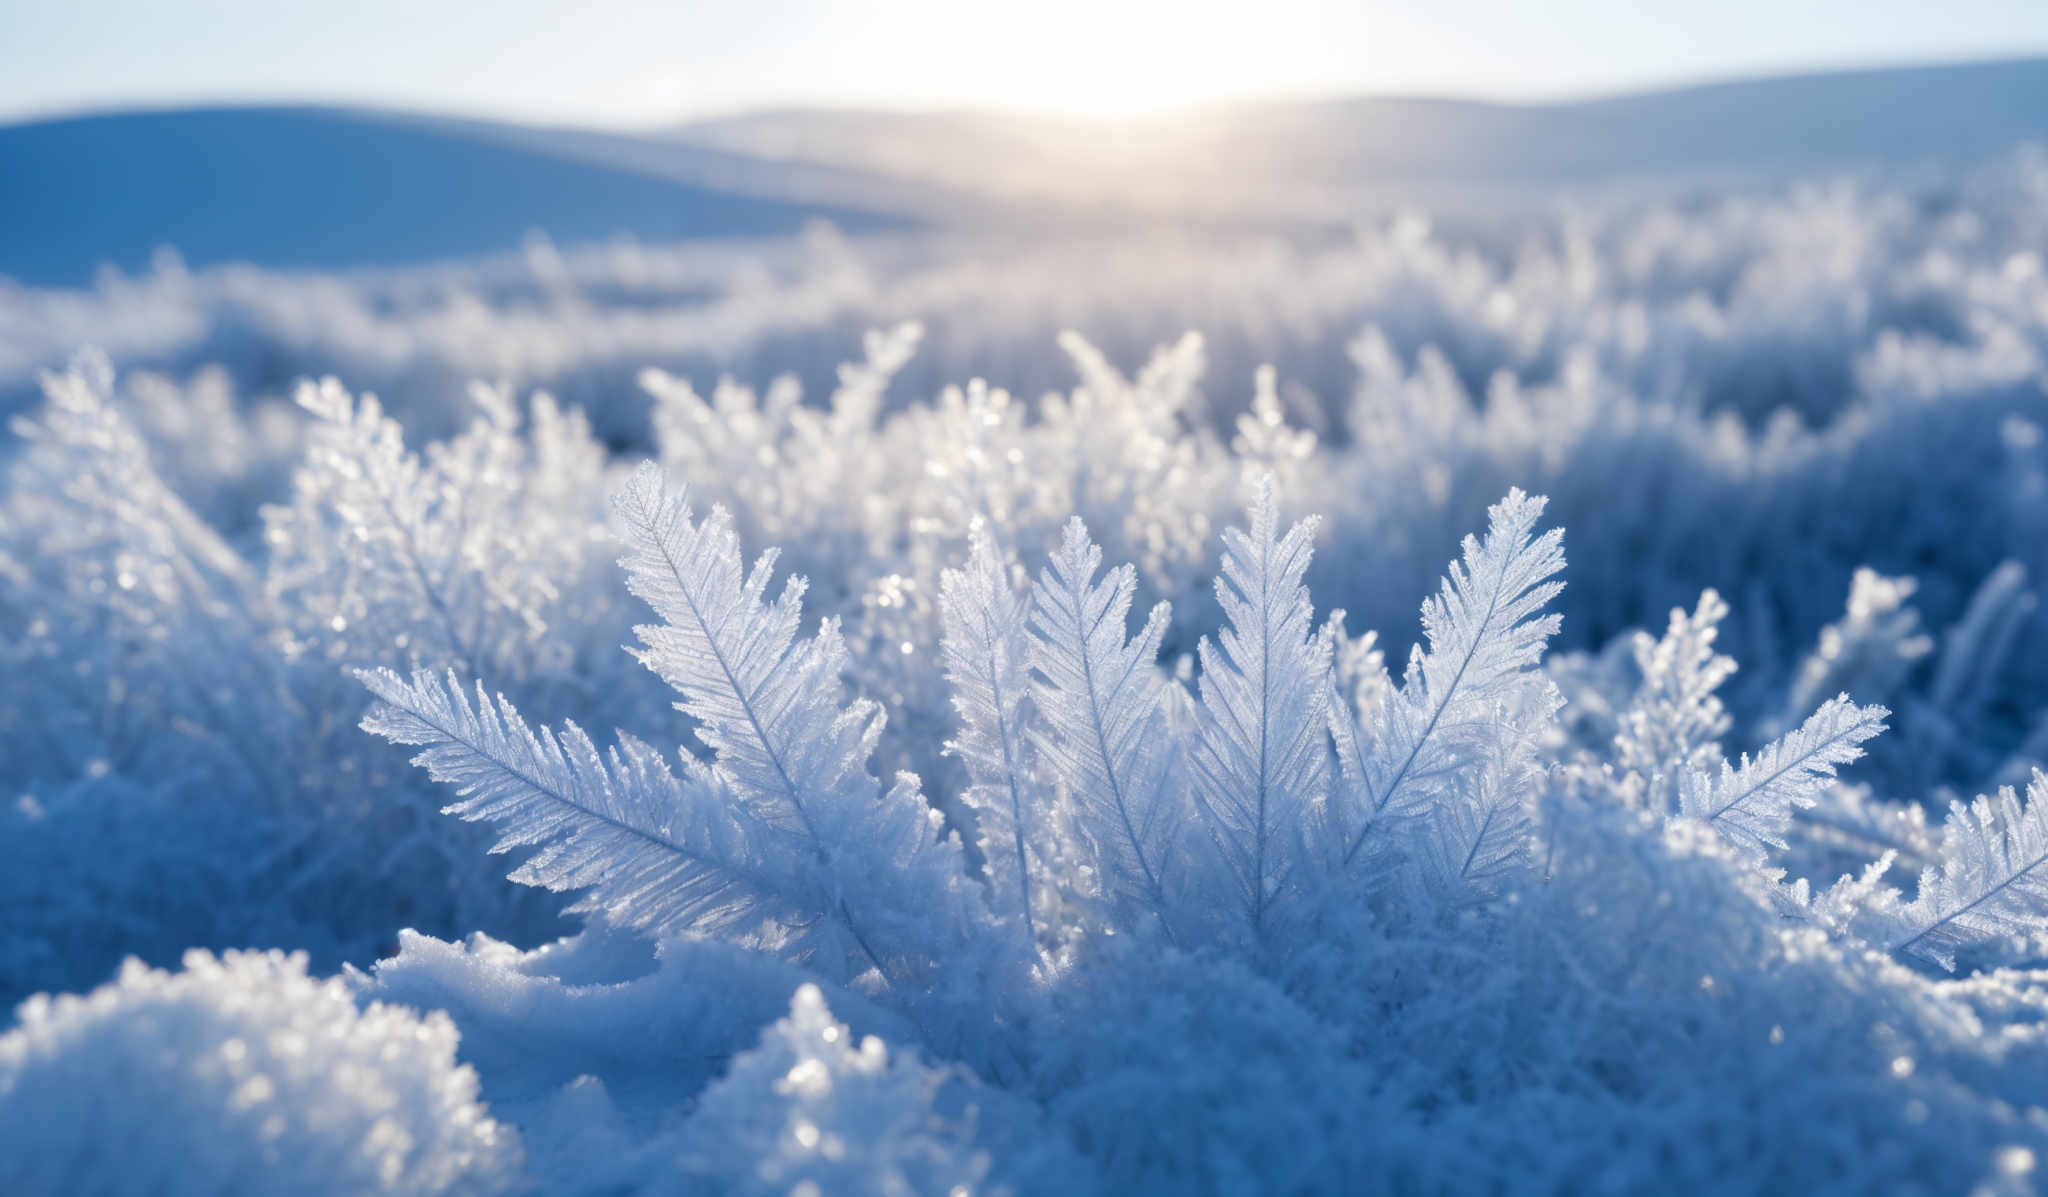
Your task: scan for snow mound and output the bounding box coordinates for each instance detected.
[0,949,521,1196]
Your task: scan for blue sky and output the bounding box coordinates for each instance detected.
[4,0,2046,126]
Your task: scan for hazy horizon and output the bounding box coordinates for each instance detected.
[5,1,2046,129]
[10,48,2048,133]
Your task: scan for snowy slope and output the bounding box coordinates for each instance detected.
[0,106,916,285]
[678,56,2048,212]
[10,58,2044,286]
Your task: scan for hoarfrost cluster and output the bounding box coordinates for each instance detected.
[11,152,2048,1192]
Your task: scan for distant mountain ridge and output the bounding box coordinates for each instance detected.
[675,56,2048,206]
[5,56,2047,286]
[0,106,915,286]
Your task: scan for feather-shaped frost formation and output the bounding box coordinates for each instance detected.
[612,463,985,985]
[938,526,1056,943]
[1337,489,1565,892]
[1680,694,1888,861]
[1615,589,1738,815]
[359,667,793,945]
[1894,771,2048,971]
[1028,517,1182,926]
[1189,479,1329,937]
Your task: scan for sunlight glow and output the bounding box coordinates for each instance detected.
[979,3,1246,118]
[801,0,1274,120]
[4,0,2044,126]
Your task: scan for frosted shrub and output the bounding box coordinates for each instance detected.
[0,950,520,1196]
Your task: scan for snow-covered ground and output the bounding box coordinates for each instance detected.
[10,68,2048,1192]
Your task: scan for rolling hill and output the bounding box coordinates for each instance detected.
[675,57,2048,212]
[5,56,2047,285]
[0,106,917,286]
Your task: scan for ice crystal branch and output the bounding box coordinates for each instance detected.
[1336,490,1565,889]
[1027,517,1183,927]
[359,668,795,944]
[938,526,1059,944]
[1615,589,1738,815]
[612,464,986,986]
[1679,695,1888,862]
[1189,479,1329,938]
[1893,771,2048,971]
